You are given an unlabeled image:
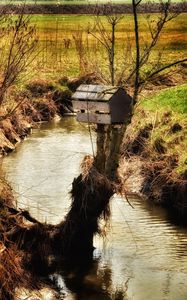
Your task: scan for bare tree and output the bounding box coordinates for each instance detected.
[88,5,123,86]
[87,1,186,181]
[87,1,186,103]
[0,2,37,108]
[73,27,89,74]
[130,0,187,104]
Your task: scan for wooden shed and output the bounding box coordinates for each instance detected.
[72,84,132,125]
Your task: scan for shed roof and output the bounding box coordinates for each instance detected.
[72,84,120,102]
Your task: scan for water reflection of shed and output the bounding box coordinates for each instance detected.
[72,84,132,124]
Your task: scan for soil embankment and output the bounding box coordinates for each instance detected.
[121,131,187,224]
[0,73,100,156]
[120,84,187,224]
[0,80,69,155]
[0,3,186,14]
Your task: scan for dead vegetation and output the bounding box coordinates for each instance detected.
[121,105,187,223]
[0,73,105,156]
[141,157,187,219]
[0,181,32,300]
[0,246,25,300]
[66,72,102,92]
[0,97,56,155]
[0,82,63,155]
[7,155,113,260]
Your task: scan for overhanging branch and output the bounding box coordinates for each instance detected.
[139,58,187,85]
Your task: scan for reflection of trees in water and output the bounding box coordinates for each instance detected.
[52,254,130,300]
[162,273,172,300]
[136,195,187,261]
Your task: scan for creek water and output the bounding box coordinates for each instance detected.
[2,117,187,300]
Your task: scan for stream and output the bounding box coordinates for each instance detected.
[2,117,187,300]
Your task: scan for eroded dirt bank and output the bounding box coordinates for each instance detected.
[120,146,187,225]
[0,74,98,156]
[120,101,187,225]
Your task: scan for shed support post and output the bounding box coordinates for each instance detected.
[94,124,107,174]
[105,125,127,181]
[94,124,127,182]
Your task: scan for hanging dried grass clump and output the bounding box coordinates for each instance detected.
[57,155,114,256]
[75,155,113,224]
[0,245,28,300]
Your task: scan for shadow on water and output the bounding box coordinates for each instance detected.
[131,196,187,259]
[48,253,129,300]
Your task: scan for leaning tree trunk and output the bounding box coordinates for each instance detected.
[94,123,128,182]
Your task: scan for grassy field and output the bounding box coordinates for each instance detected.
[0,13,186,83]
[25,13,186,81]
[141,85,187,114]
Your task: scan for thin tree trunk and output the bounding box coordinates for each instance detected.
[105,125,126,181]
[132,0,140,105]
[110,23,115,86]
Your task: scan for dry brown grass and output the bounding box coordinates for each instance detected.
[0,182,27,299]
[0,246,24,300]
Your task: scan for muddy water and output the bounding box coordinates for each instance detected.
[2,117,187,300]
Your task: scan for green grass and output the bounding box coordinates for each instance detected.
[141,85,187,114]
[136,85,187,175]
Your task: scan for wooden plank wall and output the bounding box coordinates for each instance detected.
[72,100,110,113]
[77,112,111,124]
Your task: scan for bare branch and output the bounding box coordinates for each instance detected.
[88,6,122,85]
[0,8,38,106]
[136,0,143,6]
[139,58,187,85]
[132,0,140,104]
[127,0,182,99]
